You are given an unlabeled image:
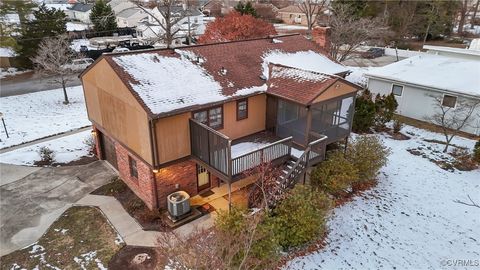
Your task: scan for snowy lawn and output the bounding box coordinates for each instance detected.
[0,68,29,79]
[286,125,480,269]
[0,86,90,149]
[0,130,93,166]
[0,206,124,269]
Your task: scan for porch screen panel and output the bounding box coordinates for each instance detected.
[311,96,353,142]
[276,99,307,144]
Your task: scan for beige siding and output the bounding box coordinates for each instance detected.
[81,59,153,164]
[313,81,357,103]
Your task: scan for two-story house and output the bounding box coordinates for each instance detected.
[80,32,360,210]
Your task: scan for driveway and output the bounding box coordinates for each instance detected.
[0,161,116,256]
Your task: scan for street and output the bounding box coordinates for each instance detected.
[0,72,81,97]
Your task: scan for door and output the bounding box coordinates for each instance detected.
[196,164,210,192]
[100,132,118,170]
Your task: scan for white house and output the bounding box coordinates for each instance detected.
[365,53,480,135]
[115,7,148,28]
[66,3,93,24]
[136,6,206,44]
[423,45,480,61]
[108,0,137,15]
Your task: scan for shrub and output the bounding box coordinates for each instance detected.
[374,93,398,129]
[270,185,331,249]
[393,117,403,134]
[474,140,480,163]
[352,90,376,133]
[346,136,390,183]
[451,148,478,171]
[38,146,55,164]
[83,135,96,155]
[310,151,358,197]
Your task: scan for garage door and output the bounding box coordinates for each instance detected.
[100,132,118,170]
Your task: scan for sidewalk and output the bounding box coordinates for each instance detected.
[75,194,216,247]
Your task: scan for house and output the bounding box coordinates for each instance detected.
[136,6,206,44]
[66,3,93,24]
[115,7,148,28]
[108,0,137,15]
[277,4,327,26]
[80,33,361,211]
[423,45,480,60]
[365,53,480,135]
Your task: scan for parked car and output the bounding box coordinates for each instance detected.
[362,48,385,59]
[62,58,94,72]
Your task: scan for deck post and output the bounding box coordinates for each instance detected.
[344,136,348,155]
[228,181,232,212]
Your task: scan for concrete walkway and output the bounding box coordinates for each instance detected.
[0,161,116,256]
[75,194,216,247]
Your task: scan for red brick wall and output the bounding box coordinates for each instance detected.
[115,142,157,210]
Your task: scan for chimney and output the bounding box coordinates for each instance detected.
[312,27,331,53]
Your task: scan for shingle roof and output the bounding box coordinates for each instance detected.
[88,34,353,118]
[69,3,93,12]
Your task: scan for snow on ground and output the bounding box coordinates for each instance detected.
[0,47,16,57]
[274,24,308,30]
[66,22,89,32]
[0,130,92,165]
[0,67,28,79]
[286,126,480,270]
[454,24,480,35]
[0,86,90,149]
[70,39,98,52]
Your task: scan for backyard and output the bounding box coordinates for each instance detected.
[285,125,480,269]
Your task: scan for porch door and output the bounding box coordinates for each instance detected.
[197,164,211,192]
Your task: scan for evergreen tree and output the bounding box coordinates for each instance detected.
[234,1,257,17]
[90,0,117,35]
[352,90,376,133]
[0,0,37,50]
[16,4,66,68]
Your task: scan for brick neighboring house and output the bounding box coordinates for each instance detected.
[80,32,361,211]
[277,4,329,26]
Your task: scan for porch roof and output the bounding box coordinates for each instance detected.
[267,64,359,105]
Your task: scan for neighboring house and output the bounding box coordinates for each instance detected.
[108,0,137,15]
[365,53,480,135]
[66,3,93,24]
[423,44,480,60]
[277,4,329,26]
[136,6,206,44]
[80,33,360,211]
[115,7,148,28]
[201,0,222,17]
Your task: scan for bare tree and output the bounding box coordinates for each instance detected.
[132,0,187,47]
[427,95,480,153]
[471,0,480,29]
[31,35,78,104]
[328,5,390,62]
[298,0,326,35]
[245,161,281,212]
[457,0,469,34]
[453,195,480,209]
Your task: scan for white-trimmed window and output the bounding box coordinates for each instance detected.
[392,84,403,96]
[442,95,457,108]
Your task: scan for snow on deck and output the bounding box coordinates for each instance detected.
[263,50,349,78]
[0,86,90,149]
[365,54,480,97]
[286,126,480,269]
[113,54,227,114]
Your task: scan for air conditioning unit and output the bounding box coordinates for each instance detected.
[167,191,191,219]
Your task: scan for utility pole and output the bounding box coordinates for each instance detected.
[183,0,192,45]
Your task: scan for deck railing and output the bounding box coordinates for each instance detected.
[231,137,293,176]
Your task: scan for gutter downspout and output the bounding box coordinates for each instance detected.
[149,118,160,209]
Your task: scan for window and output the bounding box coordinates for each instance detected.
[129,156,138,178]
[392,84,403,96]
[193,106,223,129]
[236,99,248,120]
[442,95,457,108]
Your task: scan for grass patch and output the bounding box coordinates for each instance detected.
[0,206,124,270]
[395,115,479,140]
[92,177,170,232]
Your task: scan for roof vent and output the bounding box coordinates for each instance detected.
[220,67,227,75]
[259,74,267,80]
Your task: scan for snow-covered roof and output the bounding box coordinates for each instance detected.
[66,22,89,32]
[262,50,349,78]
[423,45,480,57]
[365,54,480,97]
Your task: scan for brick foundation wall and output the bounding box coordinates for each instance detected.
[115,142,157,210]
[92,126,102,159]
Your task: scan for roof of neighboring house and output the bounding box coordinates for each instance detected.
[68,3,93,12]
[117,8,144,18]
[365,54,480,98]
[83,34,353,118]
[423,45,480,58]
[267,64,342,105]
[277,4,322,14]
[157,6,203,16]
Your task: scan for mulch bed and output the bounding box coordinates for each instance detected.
[33,155,98,167]
[92,178,171,232]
